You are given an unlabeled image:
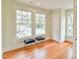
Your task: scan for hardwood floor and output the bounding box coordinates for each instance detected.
[3,39,72,59]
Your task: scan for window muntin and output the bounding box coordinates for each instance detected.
[35,13,45,36]
[16,10,32,39]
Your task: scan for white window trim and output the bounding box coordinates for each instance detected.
[35,12,46,36]
[12,5,47,41]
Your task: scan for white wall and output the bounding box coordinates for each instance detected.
[60,9,66,42]
[52,9,61,42]
[51,9,66,43]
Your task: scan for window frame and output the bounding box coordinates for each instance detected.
[13,5,34,40]
[35,12,46,36]
[65,10,74,39]
[16,10,32,39]
[13,5,47,40]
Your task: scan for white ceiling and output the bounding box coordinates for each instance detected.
[16,0,73,10]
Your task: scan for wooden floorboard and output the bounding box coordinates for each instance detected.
[3,39,72,59]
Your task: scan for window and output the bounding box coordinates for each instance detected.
[66,10,73,39]
[16,10,32,38]
[35,13,45,36]
[15,9,46,39]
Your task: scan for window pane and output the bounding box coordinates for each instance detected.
[35,13,45,36]
[16,10,32,39]
[16,10,21,20]
[66,11,73,39]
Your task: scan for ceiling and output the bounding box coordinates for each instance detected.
[16,0,73,10]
